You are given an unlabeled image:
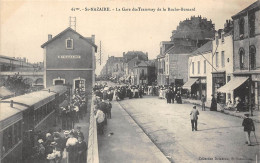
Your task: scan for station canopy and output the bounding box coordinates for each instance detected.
[217,76,249,93]
[182,78,198,90]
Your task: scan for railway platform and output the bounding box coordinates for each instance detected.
[97,101,170,163]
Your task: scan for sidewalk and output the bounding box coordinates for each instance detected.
[98,101,170,163]
[182,98,260,123]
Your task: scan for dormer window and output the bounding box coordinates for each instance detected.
[66,38,73,49]
[221,34,224,43]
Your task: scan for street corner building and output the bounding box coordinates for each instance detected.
[41,27,97,94]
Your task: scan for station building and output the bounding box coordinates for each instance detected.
[41,27,97,94]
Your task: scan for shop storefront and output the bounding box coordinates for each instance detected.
[217,76,250,111]
[182,77,206,100]
[212,72,226,104]
[252,74,260,111]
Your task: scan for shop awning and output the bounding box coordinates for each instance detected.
[182,78,198,90]
[217,77,249,93]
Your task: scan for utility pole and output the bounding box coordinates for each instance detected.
[100,41,102,65]
[96,41,102,65]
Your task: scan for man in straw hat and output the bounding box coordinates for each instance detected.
[242,113,255,146]
[190,105,200,131]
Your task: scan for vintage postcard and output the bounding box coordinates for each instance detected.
[0,0,259,162]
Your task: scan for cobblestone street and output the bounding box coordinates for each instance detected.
[119,96,260,162]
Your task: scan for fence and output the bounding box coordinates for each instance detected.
[87,96,99,163]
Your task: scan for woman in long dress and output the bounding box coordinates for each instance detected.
[210,95,217,111]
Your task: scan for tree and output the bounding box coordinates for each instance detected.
[4,75,30,96]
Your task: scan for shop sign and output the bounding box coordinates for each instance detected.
[252,74,260,81]
[212,72,225,78]
[58,55,81,59]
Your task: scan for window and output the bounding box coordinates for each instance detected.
[66,38,73,49]
[215,52,219,67]
[239,18,244,39]
[249,45,256,70]
[3,126,13,154]
[221,51,225,67]
[192,62,194,74]
[227,76,231,82]
[239,48,245,69]
[221,34,224,43]
[249,13,255,37]
[198,61,200,74]
[204,60,206,73]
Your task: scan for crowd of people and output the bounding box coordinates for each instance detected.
[159,86,183,104]
[58,93,87,130]
[31,91,88,163]
[32,126,87,163]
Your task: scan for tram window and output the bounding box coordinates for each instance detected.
[44,105,47,116]
[14,123,18,144]
[18,121,22,142]
[35,109,39,123]
[3,126,13,153]
[40,106,43,121]
[13,121,22,144]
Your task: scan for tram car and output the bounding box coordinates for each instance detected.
[0,85,68,163]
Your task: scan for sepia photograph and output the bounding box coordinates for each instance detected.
[0,0,260,162]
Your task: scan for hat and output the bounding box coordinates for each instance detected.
[64,130,70,135]
[76,126,81,129]
[46,133,51,138]
[38,139,43,144]
[244,113,250,117]
[193,105,196,109]
[50,142,57,146]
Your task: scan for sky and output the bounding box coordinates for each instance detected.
[0,0,257,74]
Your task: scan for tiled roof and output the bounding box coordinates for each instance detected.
[41,27,97,52]
[124,51,148,62]
[172,30,215,40]
[165,45,197,54]
[232,0,260,19]
[192,41,212,55]
[156,54,165,59]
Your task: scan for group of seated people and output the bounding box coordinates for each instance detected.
[225,97,248,112]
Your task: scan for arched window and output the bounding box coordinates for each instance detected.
[249,45,256,70]
[239,48,245,69]
[239,18,244,39]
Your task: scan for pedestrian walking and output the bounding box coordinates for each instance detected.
[201,95,206,111]
[242,113,255,146]
[166,89,171,104]
[170,89,175,104]
[190,105,199,131]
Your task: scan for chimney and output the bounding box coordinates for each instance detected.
[48,34,52,41]
[10,100,13,108]
[91,35,95,43]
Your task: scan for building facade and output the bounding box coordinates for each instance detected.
[132,60,156,85]
[231,1,260,111]
[41,27,97,94]
[212,22,234,104]
[184,41,213,101]
[157,16,215,86]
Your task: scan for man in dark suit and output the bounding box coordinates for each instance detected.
[242,113,255,146]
